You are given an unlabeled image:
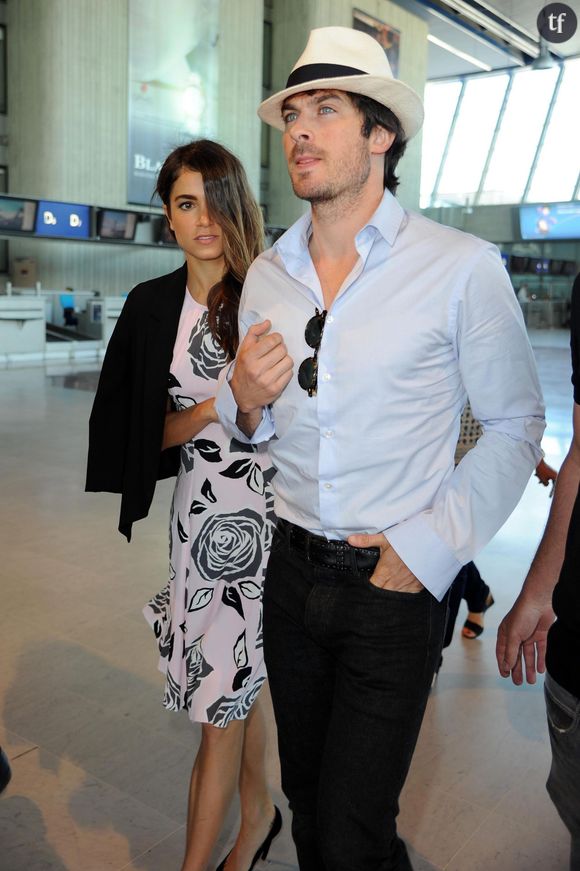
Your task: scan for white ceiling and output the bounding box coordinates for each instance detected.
[484,0,580,56]
[396,0,580,79]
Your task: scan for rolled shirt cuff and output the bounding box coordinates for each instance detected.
[214,362,275,445]
[384,514,463,601]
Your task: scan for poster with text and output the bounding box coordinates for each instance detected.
[353,9,400,79]
[128,0,220,205]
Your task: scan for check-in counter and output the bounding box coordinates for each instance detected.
[519,300,568,329]
[76,295,126,345]
[0,297,45,354]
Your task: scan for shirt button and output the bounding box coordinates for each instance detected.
[322,373,331,382]
[327,315,334,324]
[324,429,334,438]
[323,482,333,490]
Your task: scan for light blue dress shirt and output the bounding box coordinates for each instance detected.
[216,190,545,600]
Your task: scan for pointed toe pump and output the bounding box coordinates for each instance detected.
[216,806,282,871]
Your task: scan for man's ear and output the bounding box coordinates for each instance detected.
[370,125,396,156]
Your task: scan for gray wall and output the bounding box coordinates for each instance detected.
[6,0,263,295]
[6,0,430,291]
[423,203,580,257]
[265,0,429,228]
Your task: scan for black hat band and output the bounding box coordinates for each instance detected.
[286,63,366,89]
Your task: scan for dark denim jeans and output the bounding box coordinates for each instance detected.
[545,672,580,870]
[263,524,447,871]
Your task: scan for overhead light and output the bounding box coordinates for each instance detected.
[531,38,555,70]
[428,0,538,57]
[427,34,493,72]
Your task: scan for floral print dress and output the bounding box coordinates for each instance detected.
[143,292,276,727]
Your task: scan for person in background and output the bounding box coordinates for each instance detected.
[517,283,530,302]
[497,274,580,871]
[216,26,545,871]
[86,141,281,871]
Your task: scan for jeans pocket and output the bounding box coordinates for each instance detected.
[364,575,428,599]
[545,684,579,736]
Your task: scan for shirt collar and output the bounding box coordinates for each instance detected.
[363,188,406,247]
[274,188,406,268]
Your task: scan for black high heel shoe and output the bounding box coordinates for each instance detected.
[216,806,282,871]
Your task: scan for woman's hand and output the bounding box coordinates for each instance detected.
[162,397,219,449]
[534,459,557,495]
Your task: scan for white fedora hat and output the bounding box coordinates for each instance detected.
[258,26,424,140]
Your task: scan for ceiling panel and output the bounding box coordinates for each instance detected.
[394,0,580,79]
[483,0,580,57]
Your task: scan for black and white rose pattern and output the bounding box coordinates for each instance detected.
[183,634,214,711]
[206,678,265,728]
[143,297,272,727]
[147,583,170,616]
[163,670,182,712]
[188,312,227,381]
[193,509,264,583]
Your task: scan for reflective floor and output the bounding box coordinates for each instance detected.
[0,329,572,870]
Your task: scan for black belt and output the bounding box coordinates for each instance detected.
[277,519,380,573]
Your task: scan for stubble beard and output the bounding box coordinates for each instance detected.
[291,140,372,212]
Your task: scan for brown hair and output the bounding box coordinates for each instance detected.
[348,92,407,195]
[156,140,264,359]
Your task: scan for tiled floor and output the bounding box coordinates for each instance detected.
[0,329,572,870]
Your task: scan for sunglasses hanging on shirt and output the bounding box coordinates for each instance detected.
[298,308,327,397]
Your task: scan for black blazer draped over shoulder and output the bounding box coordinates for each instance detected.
[86,264,188,540]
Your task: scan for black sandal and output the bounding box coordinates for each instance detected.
[462,594,494,639]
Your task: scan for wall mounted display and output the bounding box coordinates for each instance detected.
[528,257,550,274]
[0,196,37,232]
[519,202,580,241]
[157,218,178,245]
[509,256,529,274]
[35,200,91,239]
[97,209,138,241]
[128,0,220,205]
[353,9,400,78]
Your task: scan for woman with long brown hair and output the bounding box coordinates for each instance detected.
[87,140,281,871]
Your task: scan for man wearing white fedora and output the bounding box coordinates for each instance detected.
[216,25,545,871]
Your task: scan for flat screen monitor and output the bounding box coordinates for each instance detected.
[509,256,529,274]
[157,219,178,245]
[97,209,138,241]
[0,196,37,232]
[35,200,91,238]
[519,202,580,241]
[528,258,550,274]
[550,260,563,275]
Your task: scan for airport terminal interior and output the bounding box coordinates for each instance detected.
[1,0,580,869]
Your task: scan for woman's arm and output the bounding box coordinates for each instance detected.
[162,397,219,450]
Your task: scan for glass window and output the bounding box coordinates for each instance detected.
[435,74,508,206]
[420,80,462,208]
[526,59,580,203]
[0,26,5,114]
[262,21,273,90]
[479,66,559,205]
